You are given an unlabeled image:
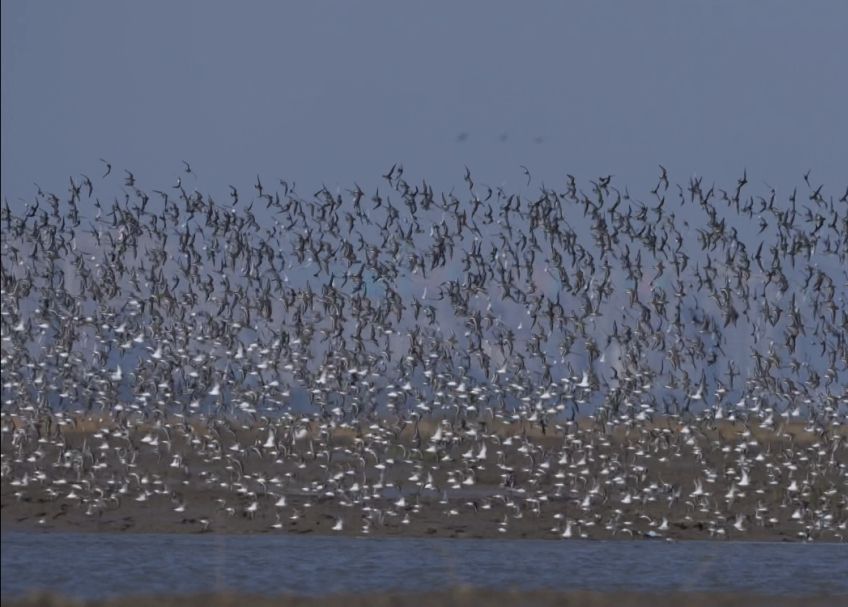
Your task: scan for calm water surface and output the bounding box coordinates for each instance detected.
[2,531,846,599]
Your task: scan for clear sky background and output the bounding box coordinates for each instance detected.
[2,1,846,203]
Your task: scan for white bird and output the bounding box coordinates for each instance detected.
[725,483,737,502]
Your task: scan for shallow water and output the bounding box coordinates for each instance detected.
[2,531,846,599]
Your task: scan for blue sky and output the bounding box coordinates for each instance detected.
[2,1,846,203]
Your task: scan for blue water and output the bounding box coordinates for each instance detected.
[2,531,846,599]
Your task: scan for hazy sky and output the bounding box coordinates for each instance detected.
[2,1,846,203]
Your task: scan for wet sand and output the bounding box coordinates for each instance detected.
[2,415,846,541]
[6,589,846,607]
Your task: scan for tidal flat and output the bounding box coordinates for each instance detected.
[3,415,845,542]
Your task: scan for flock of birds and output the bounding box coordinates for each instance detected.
[1,162,846,541]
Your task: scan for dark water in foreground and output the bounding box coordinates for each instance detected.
[2,532,846,599]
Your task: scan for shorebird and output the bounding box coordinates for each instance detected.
[0,163,845,542]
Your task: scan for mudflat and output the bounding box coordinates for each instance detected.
[3,415,845,541]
